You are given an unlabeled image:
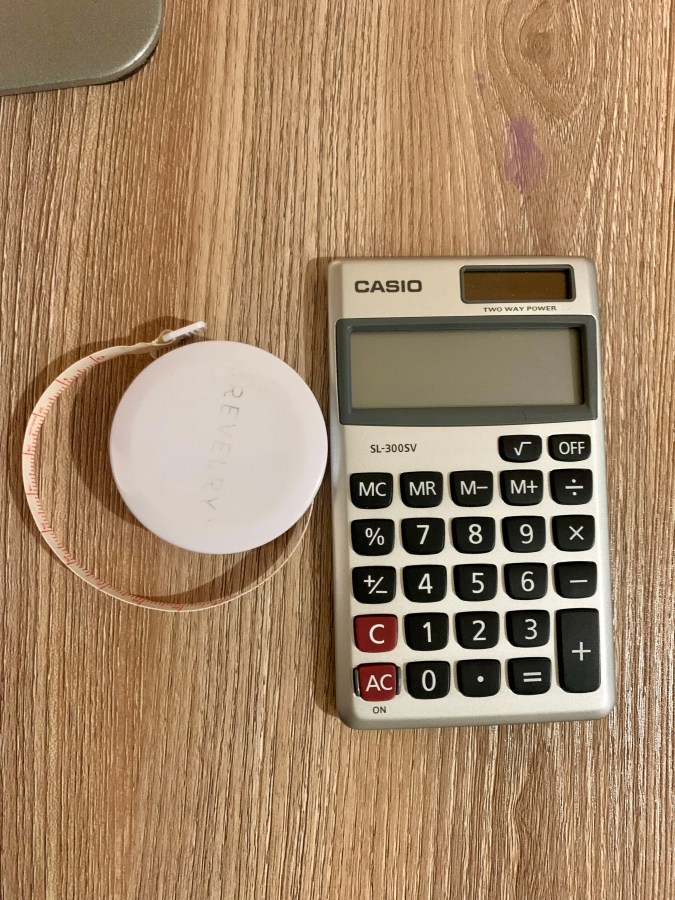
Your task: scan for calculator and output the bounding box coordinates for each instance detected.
[327,257,615,729]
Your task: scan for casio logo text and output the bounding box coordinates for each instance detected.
[354,279,422,293]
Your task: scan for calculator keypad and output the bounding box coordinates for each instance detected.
[347,432,605,715]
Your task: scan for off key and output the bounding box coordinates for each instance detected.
[549,435,591,462]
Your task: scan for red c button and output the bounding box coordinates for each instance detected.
[354,615,398,652]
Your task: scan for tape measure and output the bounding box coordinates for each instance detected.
[22,323,322,611]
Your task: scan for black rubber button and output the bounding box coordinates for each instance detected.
[552,515,595,551]
[351,519,395,556]
[402,565,447,602]
[548,435,591,462]
[506,610,550,648]
[508,658,551,694]
[352,567,397,603]
[500,470,544,506]
[401,518,446,554]
[550,469,593,505]
[400,472,443,507]
[404,613,449,651]
[451,518,495,554]
[556,608,601,692]
[453,564,498,601]
[456,659,501,697]
[350,473,393,509]
[406,661,451,699]
[450,471,493,507]
[499,435,542,463]
[502,516,546,552]
[554,562,597,598]
[455,612,499,649]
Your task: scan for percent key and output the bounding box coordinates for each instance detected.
[351,519,395,555]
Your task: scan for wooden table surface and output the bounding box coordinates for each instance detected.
[2,2,674,898]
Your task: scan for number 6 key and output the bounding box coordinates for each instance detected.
[504,563,548,600]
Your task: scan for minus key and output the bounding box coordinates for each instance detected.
[554,561,597,598]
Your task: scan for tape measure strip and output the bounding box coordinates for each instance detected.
[22,322,312,612]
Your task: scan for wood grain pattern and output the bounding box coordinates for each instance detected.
[1,1,674,897]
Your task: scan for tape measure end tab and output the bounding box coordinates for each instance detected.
[158,321,208,345]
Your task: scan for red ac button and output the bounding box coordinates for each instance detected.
[354,615,398,652]
[356,664,398,701]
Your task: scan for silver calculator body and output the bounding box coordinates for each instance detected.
[328,257,615,729]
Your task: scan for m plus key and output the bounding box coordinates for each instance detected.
[500,470,544,505]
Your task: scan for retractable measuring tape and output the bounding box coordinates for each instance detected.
[22,322,327,611]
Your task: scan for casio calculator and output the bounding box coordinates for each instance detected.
[328,257,615,729]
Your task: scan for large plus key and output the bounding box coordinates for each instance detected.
[556,609,601,692]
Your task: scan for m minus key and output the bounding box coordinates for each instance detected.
[556,608,601,692]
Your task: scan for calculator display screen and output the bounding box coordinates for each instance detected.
[349,328,583,408]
